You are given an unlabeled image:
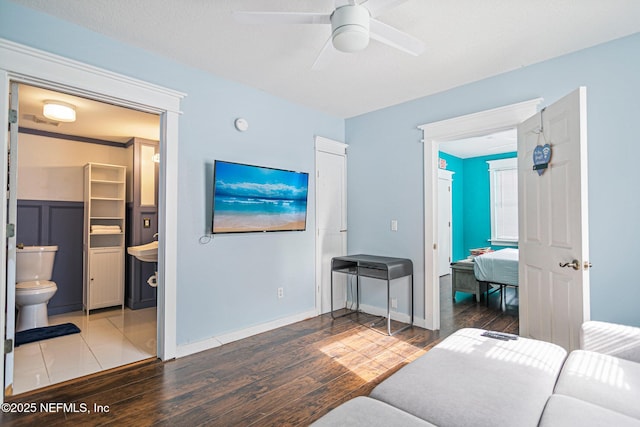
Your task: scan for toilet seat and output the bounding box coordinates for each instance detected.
[16,280,57,291]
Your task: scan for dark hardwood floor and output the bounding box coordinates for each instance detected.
[2,276,518,426]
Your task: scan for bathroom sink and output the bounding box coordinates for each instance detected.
[127,241,158,263]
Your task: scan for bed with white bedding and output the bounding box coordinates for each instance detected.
[473,248,518,308]
[473,248,519,286]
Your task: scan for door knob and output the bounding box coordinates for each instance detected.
[559,260,580,270]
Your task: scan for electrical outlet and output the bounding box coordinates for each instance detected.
[391,298,398,309]
[391,219,398,231]
[277,287,284,298]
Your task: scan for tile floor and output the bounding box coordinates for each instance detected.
[13,307,157,395]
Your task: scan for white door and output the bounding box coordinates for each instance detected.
[315,137,347,314]
[438,170,453,276]
[518,87,590,351]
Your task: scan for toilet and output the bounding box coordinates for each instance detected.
[15,245,58,332]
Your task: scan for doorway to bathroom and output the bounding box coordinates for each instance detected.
[9,83,160,394]
[1,39,183,403]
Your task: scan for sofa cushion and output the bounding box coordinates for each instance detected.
[554,350,640,420]
[581,321,640,363]
[539,394,640,427]
[310,396,436,427]
[369,328,567,427]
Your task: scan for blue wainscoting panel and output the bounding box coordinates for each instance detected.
[17,200,84,315]
[15,203,44,245]
[125,205,158,309]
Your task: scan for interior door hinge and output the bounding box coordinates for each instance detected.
[9,109,18,124]
[6,223,15,238]
[4,338,13,354]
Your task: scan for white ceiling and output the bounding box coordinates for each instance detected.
[18,84,160,143]
[9,0,640,120]
[439,128,517,159]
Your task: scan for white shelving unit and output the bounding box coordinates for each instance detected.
[83,163,126,313]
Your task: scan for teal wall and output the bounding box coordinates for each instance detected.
[462,152,516,256]
[439,152,516,263]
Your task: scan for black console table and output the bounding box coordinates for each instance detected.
[330,254,413,336]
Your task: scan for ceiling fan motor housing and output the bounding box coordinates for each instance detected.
[331,5,370,52]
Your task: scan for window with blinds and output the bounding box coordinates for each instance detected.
[487,158,518,245]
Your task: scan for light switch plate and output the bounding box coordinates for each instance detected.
[391,219,398,231]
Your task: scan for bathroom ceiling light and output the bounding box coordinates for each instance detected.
[43,100,76,122]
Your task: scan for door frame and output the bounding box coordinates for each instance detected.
[0,39,184,401]
[314,136,348,315]
[419,98,542,330]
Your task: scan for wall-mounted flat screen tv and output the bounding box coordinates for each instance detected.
[212,160,309,234]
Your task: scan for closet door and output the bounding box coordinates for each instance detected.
[315,137,347,314]
[438,170,453,276]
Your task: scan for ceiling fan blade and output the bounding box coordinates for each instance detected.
[362,0,411,17]
[369,19,425,56]
[233,11,331,25]
[311,37,338,70]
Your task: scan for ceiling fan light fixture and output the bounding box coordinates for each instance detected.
[43,100,76,122]
[331,5,370,53]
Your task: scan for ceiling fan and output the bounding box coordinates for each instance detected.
[233,0,425,69]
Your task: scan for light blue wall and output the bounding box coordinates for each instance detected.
[0,1,345,344]
[462,152,516,256]
[347,32,640,326]
[2,0,639,335]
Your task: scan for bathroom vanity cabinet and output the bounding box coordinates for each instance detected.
[83,163,126,313]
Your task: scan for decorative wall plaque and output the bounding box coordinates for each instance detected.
[533,143,551,175]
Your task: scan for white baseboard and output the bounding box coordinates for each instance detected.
[175,336,224,358]
[356,303,429,329]
[175,308,317,358]
[412,316,428,329]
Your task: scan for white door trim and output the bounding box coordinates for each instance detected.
[314,135,347,315]
[419,98,542,330]
[315,135,348,155]
[0,39,184,401]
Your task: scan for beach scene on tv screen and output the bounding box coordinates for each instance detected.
[213,161,309,233]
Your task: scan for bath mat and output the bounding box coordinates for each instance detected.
[15,323,81,346]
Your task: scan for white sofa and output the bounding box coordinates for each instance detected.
[312,321,640,427]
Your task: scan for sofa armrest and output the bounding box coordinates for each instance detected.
[581,320,640,363]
